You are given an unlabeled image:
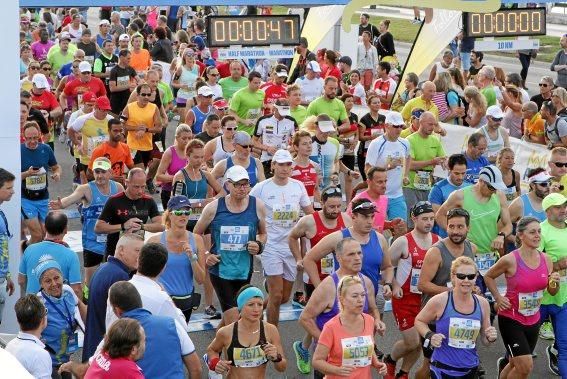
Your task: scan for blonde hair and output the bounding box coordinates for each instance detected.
[450,256,477,275]
[337,275,363,311]
[553,87,567,106]
[496,147,514,165]
[300,115,318,134]
[464,86,487,115]
[175,123,192,137]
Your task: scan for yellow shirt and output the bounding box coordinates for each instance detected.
[400,96,439,123]
[125,102,157,151]
[71,112,111,164]
[20,78,33,92]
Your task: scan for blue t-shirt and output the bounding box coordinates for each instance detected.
[429,178,471,237]
[38,285,80,366]
[19,241,81,294]
[21,143,57,200]
[82,257,130,361]
[57,62,73,80]
[464,154,489,184]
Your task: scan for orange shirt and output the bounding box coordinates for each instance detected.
[524,112,545,140]
[130,49,151,73]
[89,141,134,177]
[317,313,375,379]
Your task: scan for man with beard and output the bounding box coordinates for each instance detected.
[89,119,134,184]
[548,147,567,197]
[49,157,123,294]
[385,202,438,379]
[508,169,551,227]
[416,207,477,379]
[288,186,352,374]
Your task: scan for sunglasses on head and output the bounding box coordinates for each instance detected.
[553,161,567,168]
[353,201,376,212]
[322,186,342,197]
[455,272,476,280]
[216,107,228,111]
[171,210,191,216]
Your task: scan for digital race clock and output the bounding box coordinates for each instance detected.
[206,15,301,48]
[463,8,546,38]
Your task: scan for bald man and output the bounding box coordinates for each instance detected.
[403,111,446,227]
[400,81,439,123]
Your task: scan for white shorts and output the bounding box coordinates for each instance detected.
[260,251,297,282]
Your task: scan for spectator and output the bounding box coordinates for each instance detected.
[543,100,567,148]
[401,81,439,123]
[428,50,454,82]
[517,48,538,89]
[551,33,567,90]
[358,13,379,43]
[289,37,316,84]
[5,295,51,379]
[357,31,379,91]
[392,72,419,111]
[322,50,341,80]
[500,85,524,139]
[376,19,395,61]
[477,65,497,107]
[463,85,487,128]
[522,100,545,145]
[553,87,567,117]
[531,76,555,110]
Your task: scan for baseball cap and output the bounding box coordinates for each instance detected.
[307,61,321,73]
[32,73,50,89]
[385,111,404,126]
[119,33,130,42]
[167,195,192,210]
[79,61,92,73]
[213,98,229,110]
[226,165,249,182]
[35,259,62,281]
[338,56,352,66]
[96,96,112,111]
[542,193,567,211]
[486,105,504,120]
[528,171,553,184]
[317,119,335,133]
[352,199,377,215]
[411,108,425,119]
[59,31,72,41]
[99,19,110,26]
[411,201,434,217]
[82,91,97,104]
[275,66,288,78]
[233,131,251,146]
[198,86,214,97]
[478,165,507,191]
[272,149,293,163]
[92,158,112,171]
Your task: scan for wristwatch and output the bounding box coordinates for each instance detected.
[497,232,505,238]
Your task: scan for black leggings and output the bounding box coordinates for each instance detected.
[357,154,367,181]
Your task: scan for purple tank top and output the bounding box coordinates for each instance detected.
[163,146,188,191]
[499,249,548,325]
[315,272,370,331]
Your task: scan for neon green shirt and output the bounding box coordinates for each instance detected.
[291,105,308,128]
[481,85,497,107]
[219,77,248,100]
[540,220,567,306]
[306,96,348,123]
[158,81,174,105]
[46,43,78,73]
[230,87,265,135]
[405,132,445,190]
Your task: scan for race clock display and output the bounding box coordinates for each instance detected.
[463,8,546,38]
[206,15,300,47]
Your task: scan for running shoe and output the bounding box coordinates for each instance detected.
[292,291,307,308]
[547,345,560,376]
[384,354,396,379]
[411,18,422,24]
[477,364,486,378]
[292,341,311,374]
[82,285,89,302]
[497,356,507,378]
[540,321,555,340]
[205,305,218,317]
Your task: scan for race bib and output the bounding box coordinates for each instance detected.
[272,204,299,228]
[67,331,79,353]
[559,268,567,285]
[77,93,83,107]
[413,170,431,191]
[188,199,204,221]
[320,253,335,275]
[474,252,498,276]
[25,173,47,191]
[220,225,250,252]
[232,346,267,368]
[86,135,107,157]
[117,75,130,88]
[248,108,261,122]
[518,290,543,317]
[341,335,373,367]
[95,234,107,243]
[448,317,480,349]
[410,268,422,294]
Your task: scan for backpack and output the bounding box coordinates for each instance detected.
[446,89,469,125]
[546,115,567,141]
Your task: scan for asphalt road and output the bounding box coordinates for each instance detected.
[44,7,561,378]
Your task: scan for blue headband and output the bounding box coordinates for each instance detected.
[237,287,264,311]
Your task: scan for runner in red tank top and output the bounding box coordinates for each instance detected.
[384,201,438,379]
[288,186,353,373]
[292,130,321,207]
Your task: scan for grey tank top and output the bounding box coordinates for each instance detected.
[421,239,475,307]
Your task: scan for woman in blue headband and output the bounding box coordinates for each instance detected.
[206,285,286,377]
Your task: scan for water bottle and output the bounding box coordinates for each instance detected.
[173,181,186,197]
[202,354,223,379]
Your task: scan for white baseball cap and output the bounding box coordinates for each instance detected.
[385,111,404,126]
[486,105,504,119]
[59,31,72,41]
[78,61,92,73]
[226,165,249,182]
[478,165,507,191]
[197,86,214,97]
[32,73,50,89]
[119,33,130,42]
[99,19,110,26]
[307,61,321,73]
[272,149,293,163]
[317,119,335,133]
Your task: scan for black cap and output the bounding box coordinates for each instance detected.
[411,201,434,217]
[338,56,352,66]
[299,37,308,48]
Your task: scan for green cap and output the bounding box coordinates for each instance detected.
[542,193,567,211]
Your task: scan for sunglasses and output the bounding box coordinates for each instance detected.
[455,273,476,281]
[209,73,219,77]
[490,117,503,122]
[225,127,236,131]
[239,145,252,149]
[171,210,192,216]
[353,202,376,212]
[391,124,404,129]
[72,65,79,69]
[553,161,567,168]
[230,181,250,188]
[93,169,107,174]
[535,181,551,187]
[140,93,152,97]
[42,67,51,71]
[539,83,550,87]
